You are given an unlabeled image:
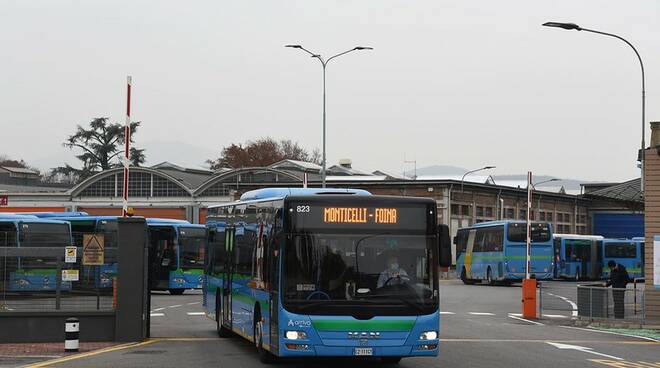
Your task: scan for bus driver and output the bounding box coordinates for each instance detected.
[377,256,409,288]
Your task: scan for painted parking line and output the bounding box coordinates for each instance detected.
[439,311,455,315]
[590,359,660,367]
[186,302,199,305]
[150,313,165,317]
[507,313,544,326]
[151,307,165,312]
[169,304,183,308]
[469,312,496,316]
[186,312,206,316]
[541,314,569,318]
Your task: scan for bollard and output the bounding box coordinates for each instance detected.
[522,278,537,319]
[65,317,80,352]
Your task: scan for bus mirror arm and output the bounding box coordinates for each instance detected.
[438,225,452,268]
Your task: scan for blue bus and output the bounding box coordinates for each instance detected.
[0,215,73,291]
[553,234,604,280]
[203,188,451,363]
[455,220,554,285]
[29,215,207,294]
[147,218,206,294]
[600,238,644,280]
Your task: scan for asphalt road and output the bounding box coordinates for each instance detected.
[23,282,660,368]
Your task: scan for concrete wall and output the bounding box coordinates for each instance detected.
[0,312,115,343]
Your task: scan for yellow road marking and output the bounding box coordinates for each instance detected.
[22,339,159,368]
[590,359,660,368]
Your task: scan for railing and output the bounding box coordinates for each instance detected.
[576,283,645,325]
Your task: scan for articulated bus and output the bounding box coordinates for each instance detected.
[29,214,207,294]
[0,215,73,291]
[600,238,644,280]
[553,234,604,280]
[455,220,553,285]
[203,188,451,363]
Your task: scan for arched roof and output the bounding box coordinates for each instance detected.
[194,167,302,196]
[69,167,193,197]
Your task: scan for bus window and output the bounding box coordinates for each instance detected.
[20,223,70,247]
[455,229,468,258]
[507,223,551,243]
[234,227,256,276]
[0,223,17,246]
[605,242,636,258]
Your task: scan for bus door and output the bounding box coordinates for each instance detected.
[553,238,561,278]
[149,226,177,290]
[590,239,601,280]
[222,226,235,330]
[464,229,476,278]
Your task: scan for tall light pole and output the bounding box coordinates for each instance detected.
[460,166,496,192]
[285,44,373,188]
[531,178,560,190]
[542,22,646,191]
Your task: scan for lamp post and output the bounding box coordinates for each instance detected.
[460,166,496,192]
[542,22,646,191]
[531,178,561,190]
[285,44,373,188]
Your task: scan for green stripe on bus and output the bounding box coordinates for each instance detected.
[311,320,415,331]
[468,255,552,261]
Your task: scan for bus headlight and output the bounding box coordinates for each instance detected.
[419,331,438,340]
[285,331,307,340]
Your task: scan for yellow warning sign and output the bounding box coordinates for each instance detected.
[82,234,104,265]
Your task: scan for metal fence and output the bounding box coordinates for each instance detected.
[0,232,116,313]
[576,283,645,324]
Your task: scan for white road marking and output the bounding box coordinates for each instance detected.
[187,302,200,305]
[439,311,455,315]
[169,304,183,308]
[152,307,165,312]
[507,313,544,326]
[559,326,660,342]
[469,312,495,316]
[541,314,568,319]
[187,312,206,316]
[547,293,578,317]
[546,342,623,360]
[150,313,165,317]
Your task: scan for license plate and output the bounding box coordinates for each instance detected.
[354,348,373,356]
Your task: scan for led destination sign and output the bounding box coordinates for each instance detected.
[290,203,431,232]
[323,207,397,224]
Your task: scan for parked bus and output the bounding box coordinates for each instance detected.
[0,215,73,291]
[600,238,644,280]
[455,220,554,285]
[31,214,207,294]
[147,218,206,295]
[203,188,451,363]
[553,234,604,280]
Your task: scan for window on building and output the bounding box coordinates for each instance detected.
[546,212,553,222]
[461,205,471,217]
[476,206,484,217]
[519,209,527,220]
[506,208,515,219]
[485,207,493,218]
[451,204,459,216]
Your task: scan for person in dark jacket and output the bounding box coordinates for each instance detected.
[605,261,631,319]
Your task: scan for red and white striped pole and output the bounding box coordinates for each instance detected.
[122,76,132,217]
[526,171,532,279]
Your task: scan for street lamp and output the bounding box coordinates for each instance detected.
[285,44,373,188]
[460,166,496,192]
[531,178,560,190]
[542,21,646,190]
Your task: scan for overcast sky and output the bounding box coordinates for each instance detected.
[1,0,658,181]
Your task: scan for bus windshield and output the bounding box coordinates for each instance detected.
[507,223,551,243]
[20,223,70,247]
[179,227,205,268]
[283,233,436,315]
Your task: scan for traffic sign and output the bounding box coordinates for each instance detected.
[82,234,104,265]
[65,246,77,263]
[62,269,79,282]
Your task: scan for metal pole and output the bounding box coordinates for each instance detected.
[526,171,532,279]
[322,64,327,188]
[122,76,132,216]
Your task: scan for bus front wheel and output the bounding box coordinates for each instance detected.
[254,314,274,364]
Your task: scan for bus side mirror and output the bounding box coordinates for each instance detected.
[438,224,451,267]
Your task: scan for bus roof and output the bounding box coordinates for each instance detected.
[146,218,192,225]
[462,220,551,229]
[0,218,71,225]
[238,187,371,202]
[0,214,40,220]
[553,234,604,240]
[15,212,89,218]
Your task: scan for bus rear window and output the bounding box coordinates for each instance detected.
[507,223,551,243]
[605,243,636,258]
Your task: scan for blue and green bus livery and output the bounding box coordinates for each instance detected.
[553,234,604,280]
[600,238,644,280]
[0,215,73,291]
[203,188,451,363]
[456,220,554,284]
